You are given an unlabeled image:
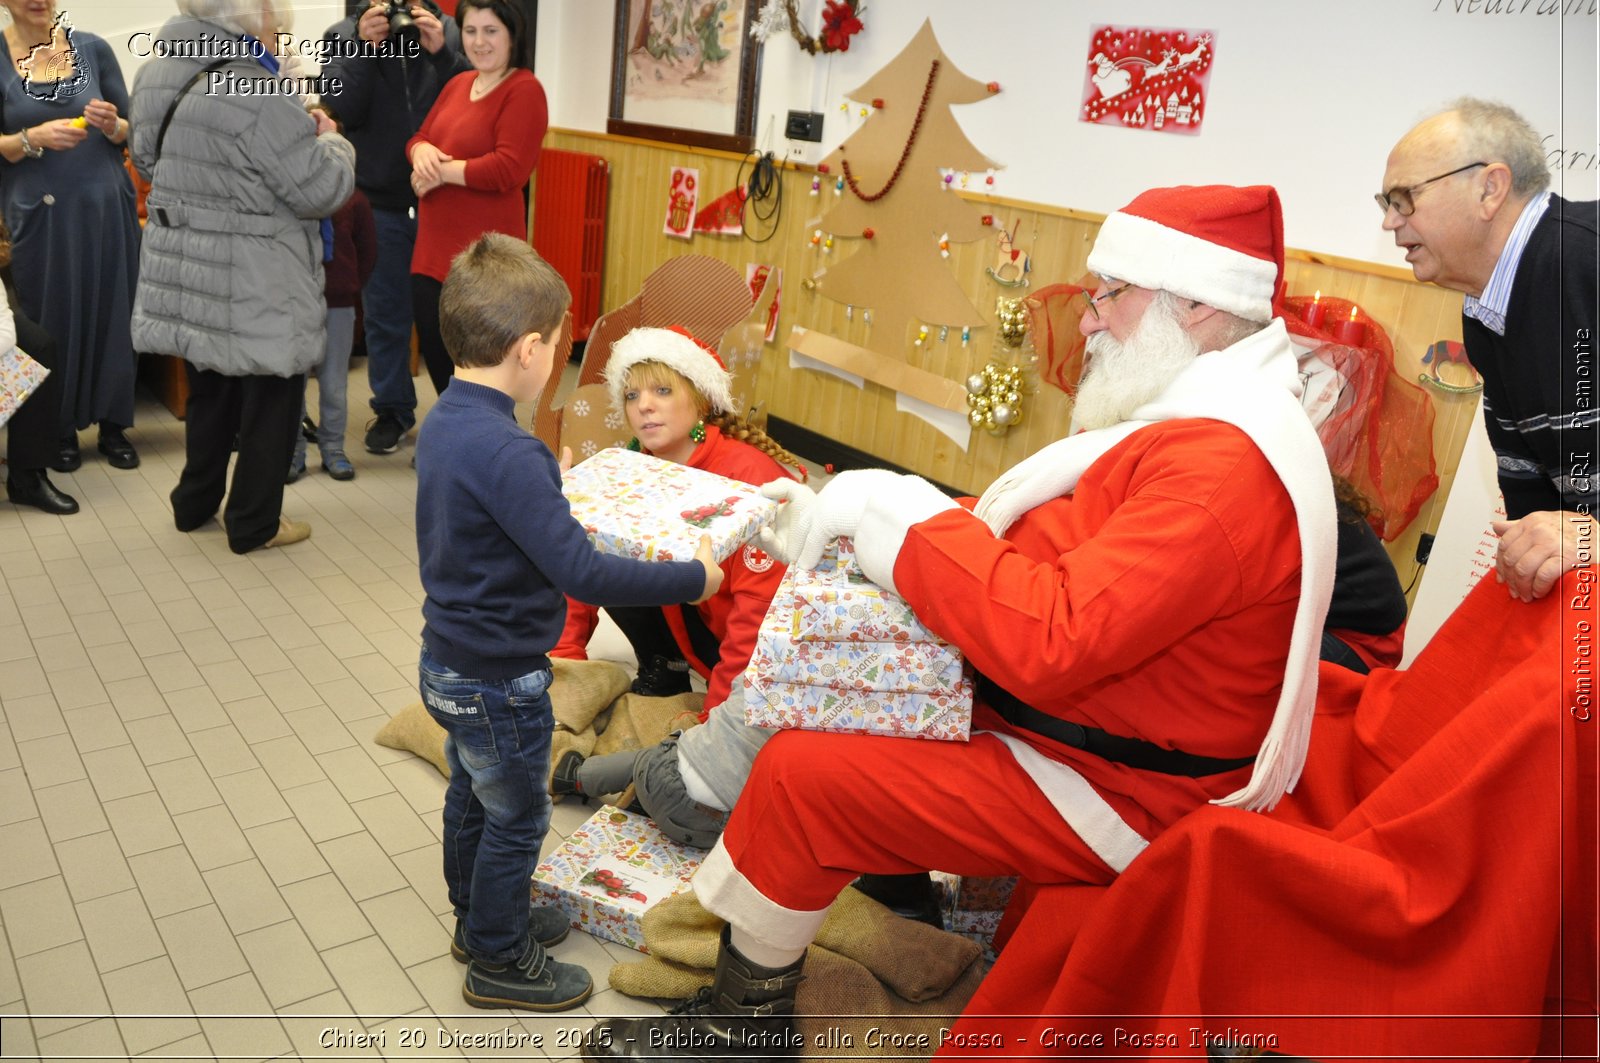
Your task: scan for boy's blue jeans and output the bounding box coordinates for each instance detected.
[419,647,555,965]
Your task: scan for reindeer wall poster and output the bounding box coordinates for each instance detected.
[1079,25,1215,134]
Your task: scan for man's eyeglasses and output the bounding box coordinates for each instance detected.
[1373,162,1487,217]
[1085,279,1133,320]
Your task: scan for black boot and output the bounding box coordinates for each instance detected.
[549,749,586,799]
[582,925,805,1060]
[50,433,80,473]
[6,468,79,515]
[850,872,945,929]
[631,654,693,697]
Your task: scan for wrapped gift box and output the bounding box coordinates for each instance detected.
[756,638,966,694]
[530,805,707,952]
[790,569,928,644]
[929,872,1011,963]
[930,872,1018,914]
[745,539,972,741]
[949,908,1004,964]
[0,347,48,429]
[746,677,973,742]
[562,447,777,565]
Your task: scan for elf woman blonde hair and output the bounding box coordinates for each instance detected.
[603,326,807,480]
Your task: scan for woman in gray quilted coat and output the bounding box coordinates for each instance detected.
[130,0,354,553]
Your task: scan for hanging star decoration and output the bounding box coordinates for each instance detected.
[750,0,865,55]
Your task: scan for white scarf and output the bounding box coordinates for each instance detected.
[973,319,1335,812]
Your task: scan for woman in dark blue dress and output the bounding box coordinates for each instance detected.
[0,1,140,472]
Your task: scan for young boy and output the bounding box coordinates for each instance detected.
[416,234,722,1011]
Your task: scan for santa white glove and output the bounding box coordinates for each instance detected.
[757,479,817,565]
[786,469,907,570]
[769,470,959,591]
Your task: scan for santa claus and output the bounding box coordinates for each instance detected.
[580,184,1336,1060]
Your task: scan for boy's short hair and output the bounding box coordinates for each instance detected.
[440,234,570,369]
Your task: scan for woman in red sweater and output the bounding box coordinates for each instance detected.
[406,0,545,397]
[551,328,809,805]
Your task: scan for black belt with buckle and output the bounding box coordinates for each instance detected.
[975,675,1256,778]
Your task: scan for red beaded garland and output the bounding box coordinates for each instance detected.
[841,59,941,204]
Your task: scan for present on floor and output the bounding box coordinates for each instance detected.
[745,538,974,741]
[930,872,1017,963]
[562,447,778,564]
[531,805,707,952]
[931,872,1019,916]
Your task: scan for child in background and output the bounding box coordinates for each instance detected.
[416,234,722,1011]
[289,103,375,483]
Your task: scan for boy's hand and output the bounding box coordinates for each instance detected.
[558,446,573,474]
[691,535,723,603]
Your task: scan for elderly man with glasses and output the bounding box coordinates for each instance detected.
[1381,98,1598,602]
[581,184,1337,1060]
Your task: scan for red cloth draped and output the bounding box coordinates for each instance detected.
[1280,294,1440,542]
[943,570,1597,1061]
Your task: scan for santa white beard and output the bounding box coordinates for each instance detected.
[1072,293,1200,432]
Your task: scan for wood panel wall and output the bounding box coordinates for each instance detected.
[539,128,1476,596]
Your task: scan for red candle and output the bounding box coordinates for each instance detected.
[1333,306,1367,347]
[1302,291,1326,330]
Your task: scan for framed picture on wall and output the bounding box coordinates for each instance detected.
[608,0,762,154]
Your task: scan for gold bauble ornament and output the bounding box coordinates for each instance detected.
[992,403,1016,426]
[966,373,987,394]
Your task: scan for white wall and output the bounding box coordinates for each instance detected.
[540,0,1599,268]
[42,0,1600,267]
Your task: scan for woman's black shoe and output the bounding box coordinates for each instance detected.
[50,433,80,473]
[97,425,140,469]
[631,654,693,697]
[6,468,79,515]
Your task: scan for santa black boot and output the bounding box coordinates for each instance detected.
[581,925,805,1060]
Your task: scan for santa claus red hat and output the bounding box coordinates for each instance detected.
[1085,184,1285,323]
[604,326,734,415]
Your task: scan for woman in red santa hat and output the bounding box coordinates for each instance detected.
[549,326,807,825]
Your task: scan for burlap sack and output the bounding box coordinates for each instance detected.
[373,701,448,775]
[592,692,704,758]
[373,658,631,781]
[549,658,632,733]
[608,888,985,1062]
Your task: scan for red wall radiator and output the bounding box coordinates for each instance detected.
[531,149,609,342]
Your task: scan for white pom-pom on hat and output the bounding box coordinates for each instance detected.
[603,326,733,415]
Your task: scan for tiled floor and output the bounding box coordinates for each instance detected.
[0,362,667,1061]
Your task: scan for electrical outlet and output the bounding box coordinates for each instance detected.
[785,110,823,142]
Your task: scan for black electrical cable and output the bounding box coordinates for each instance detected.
[739,149,782,243]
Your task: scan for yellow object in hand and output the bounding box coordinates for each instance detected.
[70,116,88,128]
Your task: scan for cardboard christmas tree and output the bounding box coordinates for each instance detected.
[812,20,998,344]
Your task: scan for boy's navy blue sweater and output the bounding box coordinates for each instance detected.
[416,380,706,680]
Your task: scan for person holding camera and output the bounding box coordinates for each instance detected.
[320,1,468,458]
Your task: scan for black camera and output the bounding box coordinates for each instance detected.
[382,1,419,46]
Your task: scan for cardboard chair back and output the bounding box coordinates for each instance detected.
[534,257,756,458]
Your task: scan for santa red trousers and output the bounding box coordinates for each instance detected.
[692,572,1597,1061]
[692,729,1118,954]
